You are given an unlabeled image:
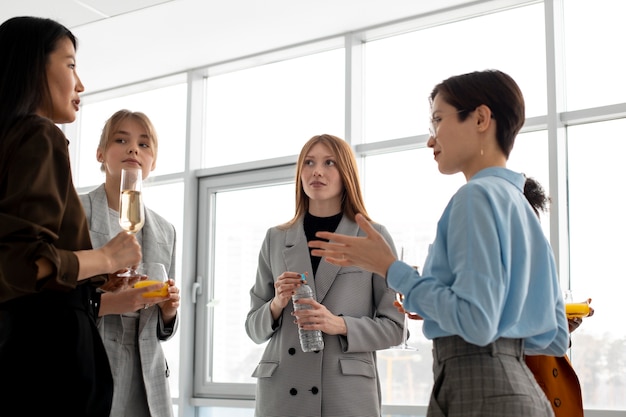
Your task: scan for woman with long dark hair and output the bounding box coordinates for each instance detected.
[0,16,141,416]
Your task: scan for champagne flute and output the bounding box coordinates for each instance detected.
[118,167,144,277]
[390,247,418,351]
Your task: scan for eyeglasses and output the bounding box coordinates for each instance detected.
[429,109,467,138]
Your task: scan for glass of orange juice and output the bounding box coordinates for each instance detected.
[133,263,169,297]
[564,290,591,319]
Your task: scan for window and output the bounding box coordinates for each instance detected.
[142,181,185,397]
[567,119,626,409]
[563,0,626,111]
[363,3,546,142]
[195,166,296,397]
[203,49,345,168]
[75,82,187,187]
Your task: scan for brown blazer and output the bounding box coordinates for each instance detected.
[525,354,584,417]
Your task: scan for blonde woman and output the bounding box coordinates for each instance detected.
[0,18,141,417]
[80,109,179,417]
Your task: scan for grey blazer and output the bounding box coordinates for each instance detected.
[79,184,178,417]
[245,215,404,417]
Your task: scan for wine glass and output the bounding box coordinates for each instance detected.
[564,290,591,319]
[133,263,169,298]
[390,292,419,351]
[118,167,145,277]
[389,248,418,351]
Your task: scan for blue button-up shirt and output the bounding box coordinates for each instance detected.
[388,167,569,355]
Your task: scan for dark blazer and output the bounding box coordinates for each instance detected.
[245,215,404,417]
[79,183,177,417]
[0,116,112,416]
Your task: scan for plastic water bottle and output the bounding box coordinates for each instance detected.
[292,274,324,352]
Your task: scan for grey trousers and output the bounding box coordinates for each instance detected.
[428,336,554,417]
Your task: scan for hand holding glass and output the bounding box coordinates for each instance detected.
[133,263,169,298]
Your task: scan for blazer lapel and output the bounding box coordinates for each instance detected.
[85,184,115,249]
[312,216,358,302]
[137,209,167,336]
[282,220,314,291]
[141,210,158,265]
[281,216,359,303]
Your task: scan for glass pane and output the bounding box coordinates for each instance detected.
[209,183,294,383]
[76,83,187,187]
[507,130,551,237]
[203,49,344,168]
[567,119,626,410]
[364,3,546,142]
[363,148,465,405]
[564,0,626,110]
[142,181,185,398]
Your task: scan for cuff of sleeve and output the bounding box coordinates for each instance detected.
[158,313,175,338]
[387,261,414,292]
[37,248,79,291]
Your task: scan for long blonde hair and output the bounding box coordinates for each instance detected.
[281,134,370,229]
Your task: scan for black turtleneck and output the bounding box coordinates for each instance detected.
[304,211,343,276]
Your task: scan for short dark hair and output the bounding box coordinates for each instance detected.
[0,16,77,136]
[430,69,525,158]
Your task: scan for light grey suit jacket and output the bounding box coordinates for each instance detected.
[245,215,404,417]
[79,184,178,417]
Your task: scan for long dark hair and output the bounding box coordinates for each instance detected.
[0,16,77,137]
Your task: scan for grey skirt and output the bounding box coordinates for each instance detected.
[428,335,553,417]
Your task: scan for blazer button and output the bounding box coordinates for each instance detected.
[552,368,558,377]
[288,348,296,355]
[310,386,319,395]
[554,398,561,407]
[289,388,297,396]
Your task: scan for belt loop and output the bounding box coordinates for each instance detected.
[490,340,498,357]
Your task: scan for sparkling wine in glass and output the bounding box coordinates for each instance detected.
[118,168,144,277]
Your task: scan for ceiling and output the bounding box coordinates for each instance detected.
[1,0,480,93]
